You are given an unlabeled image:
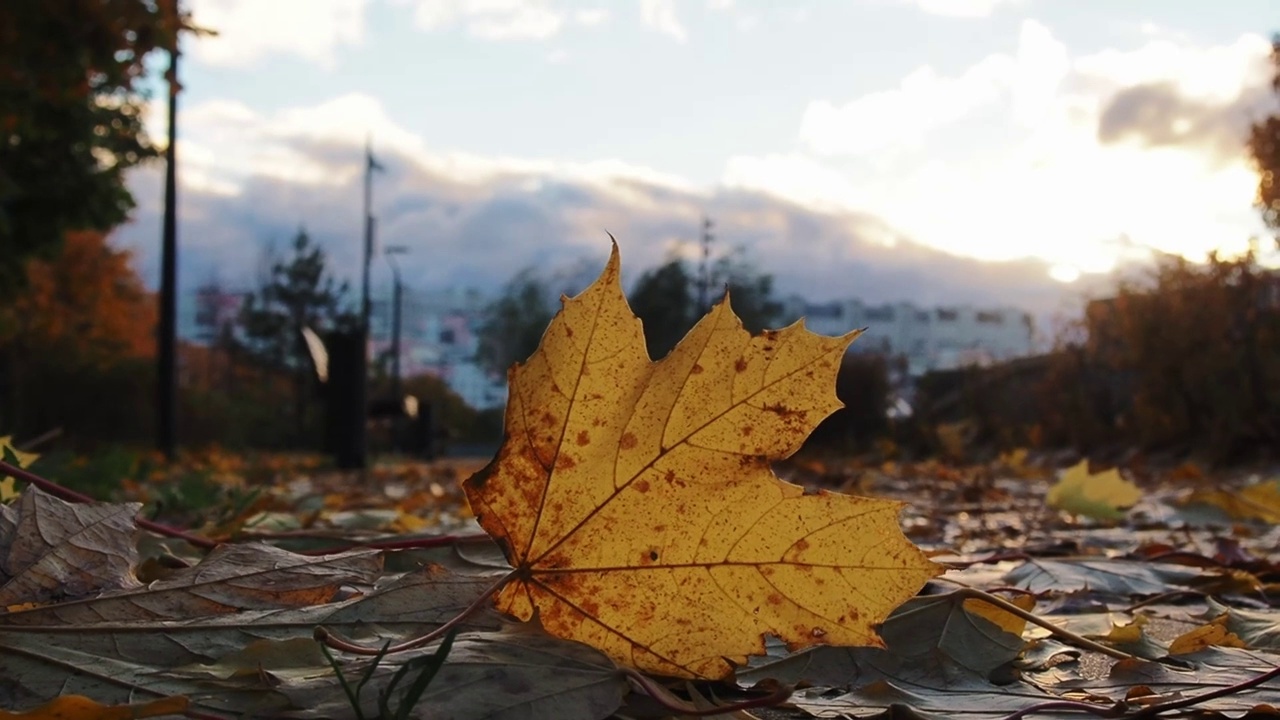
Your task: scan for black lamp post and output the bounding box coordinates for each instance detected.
[384,245,410,401]
[157,3,181,460]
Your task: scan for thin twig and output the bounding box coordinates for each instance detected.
[998,699,1119,720]
[1129,664,1280,718]
[0,459,219,550]
[300,532,494,555]
[16,427,62,451]
[1123,590,1206,612]
[952,587,1137,662]
[622,668,793,717]
[315,569,516,656]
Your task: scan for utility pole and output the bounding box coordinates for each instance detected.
[385,245,410,401]
[352,139,383,468]
[157,2,181,460]
[696,215,714,312]
[361,138,384,340]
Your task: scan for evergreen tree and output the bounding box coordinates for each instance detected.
[239,228,355,441]
[0,1,195,294]
[475,269,555,376]
[629,259,695,360]
[629,247,782,360]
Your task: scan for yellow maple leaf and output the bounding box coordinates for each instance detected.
[1046,460,1141,521]
[1168,616,1248,655]
[0,435,38,470]
[1181,478,1280,524]
[463,244,942,680]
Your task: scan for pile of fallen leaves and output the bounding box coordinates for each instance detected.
[2,247,1278,720]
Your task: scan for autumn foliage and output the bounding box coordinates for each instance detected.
[4,230,155,363]
[0,231,158,444]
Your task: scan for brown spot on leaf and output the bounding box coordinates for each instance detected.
[635,479,651,493]
[741,425,753,437]
[576,430,591,446]
[649,550,659,561]
[734,358,748,373]
[620,432,637,449]
[555,454,577,471]
[794,538,810,553]
[691,363,704,374]
[653,524,667,532]
[768,593,783,606]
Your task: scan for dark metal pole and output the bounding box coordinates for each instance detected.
[697,216,713,311]
[352,140,382,468]
[361,144,373,337]
[391,263,402,400]
[157,9,180,460]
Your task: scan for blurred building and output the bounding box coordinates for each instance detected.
[370,285,507,410]
[781,296,1034,377]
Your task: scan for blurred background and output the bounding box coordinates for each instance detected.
[2,0,1278,473]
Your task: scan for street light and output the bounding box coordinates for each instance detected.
[384,245,410,401]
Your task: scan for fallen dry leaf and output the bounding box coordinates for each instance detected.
[0,488,142,607]
[1182,478,1280,524]
[464,244,941,679]
[1169,617,1248,655]
[1046,460,1141,521]
[0,694,188,720]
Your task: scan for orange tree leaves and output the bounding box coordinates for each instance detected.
[464,244,941,679]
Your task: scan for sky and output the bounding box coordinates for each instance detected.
[115,0,1280,327]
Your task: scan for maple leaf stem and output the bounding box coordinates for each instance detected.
[621,667,793,716]
[997,665,1280,720]
[0,459,219,550]
[314,569,517,656]
[298,532,494,556]
[951,587,1138,662]
[996,699,1119,720]
[1129,664,1280,718]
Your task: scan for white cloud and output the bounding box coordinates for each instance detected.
[1074,32,1271,104]
[187,0,367,68]
[800,59,1011,155]
[898,0,1021,18]
[722,154,870,213]
[403,0,565,40]
[640,0,687,43]
[167,92,708,204]
[575,7,609,25]
[800,20,1066,155]
[731,24,1273,279]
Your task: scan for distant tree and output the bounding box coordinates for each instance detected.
[1065,245,1280,460]
[629,247,782,360]
[1,230,155,365]
[0,230,157,439]
[711,250,784,335]
[238,228,356,441]
[0,1,197,294]
[1248,33,1280,230]
[475,269,556,376]
[629,259,696,360]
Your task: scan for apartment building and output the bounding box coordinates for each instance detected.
[369,286,507,410]
[782,296,1034,377]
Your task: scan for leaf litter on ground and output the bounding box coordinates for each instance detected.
[0,246,1277,719]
